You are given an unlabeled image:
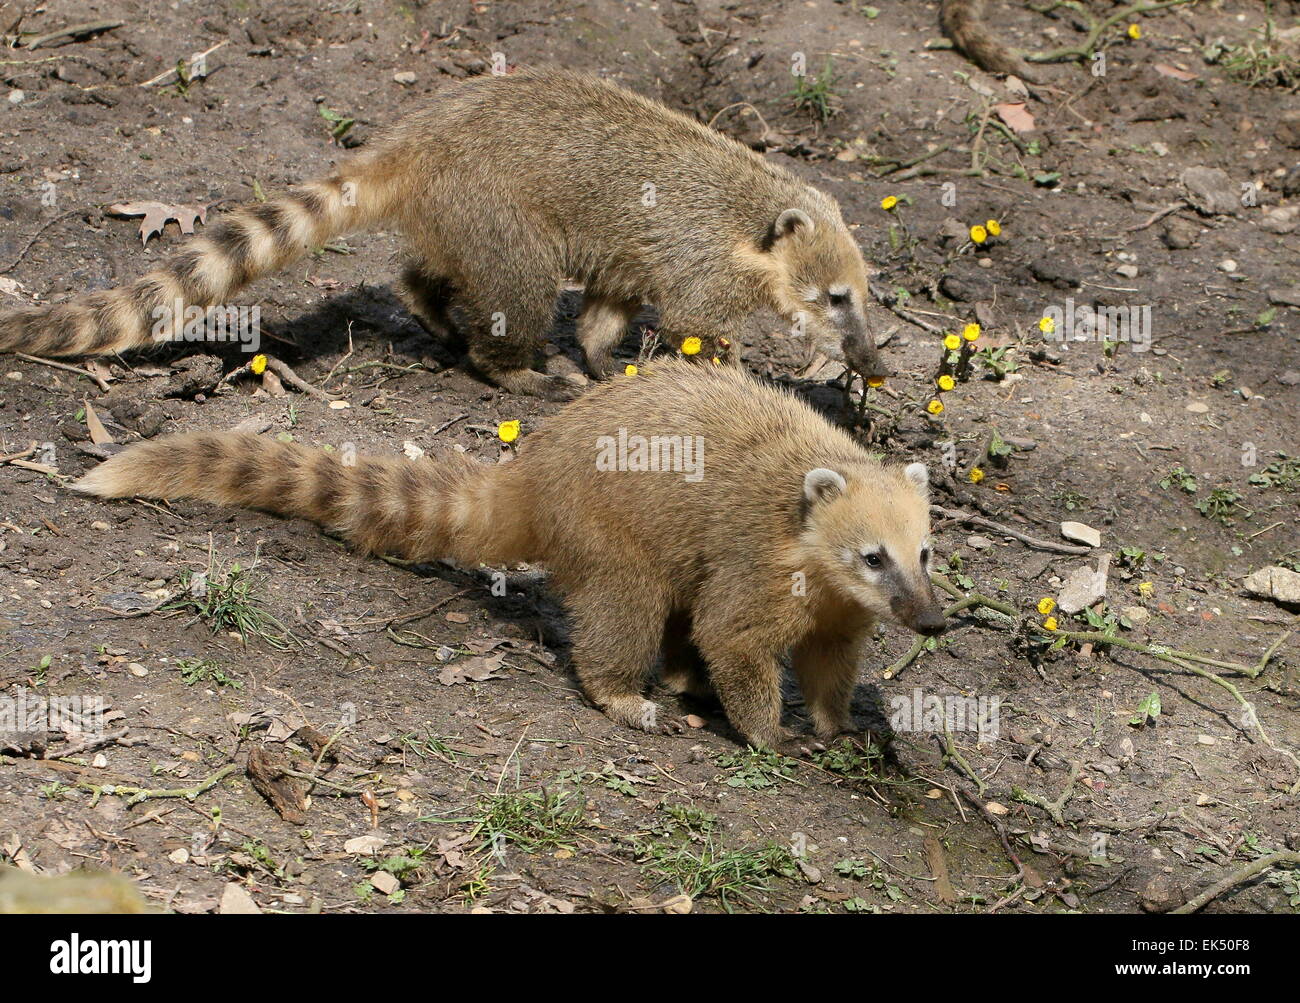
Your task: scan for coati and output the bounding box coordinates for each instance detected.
[940,0,1033,80]
[75,360,945,749]
[0,67,885,400]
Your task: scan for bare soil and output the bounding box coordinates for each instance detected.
[0,0,1297,914]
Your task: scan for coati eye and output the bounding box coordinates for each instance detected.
[862,551,883,569]
[828,291,850,308]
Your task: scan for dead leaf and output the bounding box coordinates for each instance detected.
[445,612,470,624]
[994,102,1035,134]
[1154,63,1198,81]
[343,834,386,855]
[82,399,113,445]
[108,201,209,245]
[438,652,507,686]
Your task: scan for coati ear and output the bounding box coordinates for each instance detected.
[804,467,847,505]
[904,462,929,495]
[773,208,814,241]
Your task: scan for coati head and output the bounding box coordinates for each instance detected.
[765,200,884,379]
[800,461,946,636]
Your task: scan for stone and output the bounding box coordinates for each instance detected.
[1140,872,1185,913]
[1160,217,1199,249]
[1060,521,1101,547]
[219,882,261,914]
[1180,166,1241,216]
[1057,553,1111,615]
[1243,566,1300,607]
[1115,263,1139,279]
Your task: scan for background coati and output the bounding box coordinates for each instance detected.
[940,0,1034,80]
[76,361,944,749]
[0,67,885,400]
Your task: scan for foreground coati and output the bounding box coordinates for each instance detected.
[75,361,944,748]
[0,67,885,400]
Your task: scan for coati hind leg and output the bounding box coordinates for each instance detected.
[568,580,677,734]
[397,262,463,350]
[577,296,639,379]
[660,609,715,701]
[792,629,867,743]
[461,285,581,401]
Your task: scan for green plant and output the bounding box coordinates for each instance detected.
[1195,486,1246,526]
[791,60,839,122]
[165,554,297,650]
[812,739,887,782]
[715,748,800,790]
[1248,453,1300,492]
[638,836,797,911]
[974,346,1019,379]
[319,105,354,142]
[1158,466,1198,494]
[176,657,242,689]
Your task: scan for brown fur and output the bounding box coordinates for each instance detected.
[940,0,1035,80]
[1,67,884,399]
[74,361,942,747]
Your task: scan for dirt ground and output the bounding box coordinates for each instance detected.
[1,0,1298,915]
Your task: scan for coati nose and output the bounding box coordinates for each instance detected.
[914,609,947,637]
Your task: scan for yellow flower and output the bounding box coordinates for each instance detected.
[962,323,981,342]
[250,354,268,375]
[1127,23,1141,40]
[624,364,638,377]
[497,420,521,444]
[866,376,885,388]
[1037,597,1056,616]
[1138,581,1154,597]
[711,356,721,366]
[1038,316,1055,334]
[937,374,955,392]
[969,467,985,484]
[970,225,988,244]
[1043,616,1059,632]
[986,219,1002,237]
[926,399,944,416]
[943,334,960,351]
[881,195,899,211]
[680,336,703,356]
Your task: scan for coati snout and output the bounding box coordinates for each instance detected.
[766,207,885,380]
[801,462,944,637]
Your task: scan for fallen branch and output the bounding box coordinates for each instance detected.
[22,19,123,50]
[932,505,1092,555]
[13,352,111,391]
[1172,850,1300,914]
[78,762,240,807]
[1025,0,1196,64]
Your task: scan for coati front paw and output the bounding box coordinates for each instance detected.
[603,696,681,735]
[490,368,586,402]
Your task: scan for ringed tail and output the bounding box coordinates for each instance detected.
[73,432,535,567]
[0,150,399,358]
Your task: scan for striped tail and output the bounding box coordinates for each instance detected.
[0,151,397,358]
[73,432,536,566]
